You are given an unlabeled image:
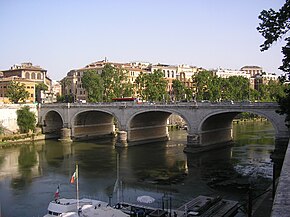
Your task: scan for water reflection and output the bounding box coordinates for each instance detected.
[0,121,276,217]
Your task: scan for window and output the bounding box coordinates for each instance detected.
[25,72,30,79]
[37,73,42,79]
[167,70,170,78]
[31,72,36,79]
[172,71,174,78]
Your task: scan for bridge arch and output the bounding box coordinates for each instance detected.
[71,109,118,140]
[198,109,279,146]
[127,109,190,144]
[42,110,64,136]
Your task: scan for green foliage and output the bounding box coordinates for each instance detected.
[6,81,30,103]
[257,0,290,73]
[82,65,133,102]
[172,80,192,101]
[82,70,104,102]
[57,94,74,103]
[192,72,285,102]
[257,1,290,126]
[135,69,168,102]
[35,82,48,102]
[101,64,133,101]
[16,106,36,133]
[0,125,3,135]
[192,72,250,102]
[276,85,290,127]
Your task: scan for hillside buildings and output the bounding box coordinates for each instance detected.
[0,62,58,103]
[61,58,279,102]
[1,59,280,104]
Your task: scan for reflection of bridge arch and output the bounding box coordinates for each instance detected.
[198,109,281,146]
[127,109,190,144]
[42,110,63,135]
[71,109,118,140]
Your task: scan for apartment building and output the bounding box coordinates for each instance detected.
[62,59,149,102]
[0,76,36,103]
[0,62,54,103]
[214,68,251,79]
[2,62,52,90]
[240,66,263,77]
[151,64,178,93]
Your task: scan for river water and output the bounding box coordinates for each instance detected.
[0,121,275,217]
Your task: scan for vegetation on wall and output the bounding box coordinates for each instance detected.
[16,106,36,133]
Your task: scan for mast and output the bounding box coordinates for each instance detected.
[117,152,120,203]
[76,163,79,210]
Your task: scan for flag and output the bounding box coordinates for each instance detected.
[70,165,78,184]
[54,185,60,199]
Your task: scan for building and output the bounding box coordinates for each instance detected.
[151,63,178,93]
[240,66,263,77]
[1,62,53,103]
[177,64,204,88]
[62,59,150,102]
[0,76,36,103]
[214,68,251,79]
[2,62,52,90]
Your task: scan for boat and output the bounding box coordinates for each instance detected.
[58,204,130,217]
[175,195,239,217]
[43,198,109,217]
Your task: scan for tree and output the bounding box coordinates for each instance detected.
[101,64,133,101]
[135,69,168,102]
[82,70,104,102]
[16,106,36,133]
[172,80,186,101]
[35,82,48,103]
[6,81,30,103]
[257,0,290,126]
[257,0,290,73]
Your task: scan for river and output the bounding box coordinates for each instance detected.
[0,120,275,217]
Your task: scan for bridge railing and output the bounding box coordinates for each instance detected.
[39,101,278,108]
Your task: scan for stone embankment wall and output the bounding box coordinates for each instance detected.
[271,138,290,216]
[0,104,38,133]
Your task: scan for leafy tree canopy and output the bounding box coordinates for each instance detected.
[6,81,30,103]
[257,0,290,126]
[82,70,104,102]
[257,0,290,74]
[135,69,168,102]
[16,106,36,133]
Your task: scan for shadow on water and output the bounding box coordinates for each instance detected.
[0,121,278,217]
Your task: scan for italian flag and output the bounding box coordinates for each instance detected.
[70,166,78,184]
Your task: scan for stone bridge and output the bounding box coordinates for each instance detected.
[38,102,289,153]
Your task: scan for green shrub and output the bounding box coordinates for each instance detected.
[16,106,36,133]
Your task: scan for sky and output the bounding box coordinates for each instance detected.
[0,0,286,81]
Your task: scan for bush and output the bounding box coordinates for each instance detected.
[16,106,36,133]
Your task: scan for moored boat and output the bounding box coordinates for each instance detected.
[43,198,108,217]
[60,204,130,217]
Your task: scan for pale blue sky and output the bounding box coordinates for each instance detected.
[0,0,286,81]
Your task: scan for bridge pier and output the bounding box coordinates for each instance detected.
[58,128,72,143]
[184,129,233,154]
[116,131,128,147]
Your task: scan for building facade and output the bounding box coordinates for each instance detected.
[240,66,263,77]
[1,62,53,103]
[62,59,150,102]
[0,76,36,103]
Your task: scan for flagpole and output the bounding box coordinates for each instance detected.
[76,163,79,211]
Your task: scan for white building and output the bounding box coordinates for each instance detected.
[215,68,251,79]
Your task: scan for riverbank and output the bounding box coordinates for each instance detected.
[0,133,45,148]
